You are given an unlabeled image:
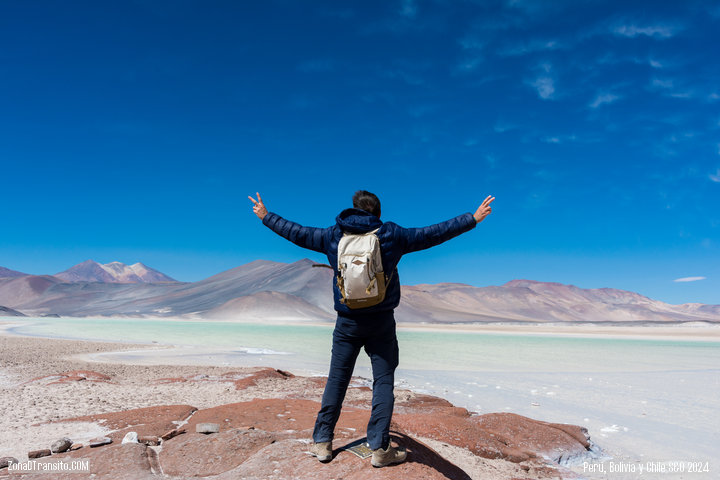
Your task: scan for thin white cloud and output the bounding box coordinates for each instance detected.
[613,24,677,39]
[669,91,694,99]
[541,134,577,144]
[710,168,720,183]
[674,276,707,283]
[531,76,555,99]
[589,93,620,108]
[649,59,663,68]
[649,77,694,99]
[652,78,674,89]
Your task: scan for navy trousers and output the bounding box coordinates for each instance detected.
[312,310,399,450]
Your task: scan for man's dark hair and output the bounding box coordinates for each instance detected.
[352,190,381,218]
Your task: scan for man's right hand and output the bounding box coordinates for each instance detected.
[248,192,268,220]
[473,195,495,223]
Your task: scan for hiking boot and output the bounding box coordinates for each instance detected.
[371,444,407,468]
[309,441,332,463]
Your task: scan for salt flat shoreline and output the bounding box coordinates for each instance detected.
[4,318,720,343]
[398,322,720,341]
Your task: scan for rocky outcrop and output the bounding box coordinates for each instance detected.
[26,370,113,385]
[15,375,592,479]
[233,367,294,389]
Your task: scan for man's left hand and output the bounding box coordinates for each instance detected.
[473,195,494,223]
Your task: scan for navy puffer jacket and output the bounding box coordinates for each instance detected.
[262,208,477,316]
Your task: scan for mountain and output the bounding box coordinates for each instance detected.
[0,259,334,320]
[0,259,717,324]
[0,266,28,278]
[204,291,332,321]
[0,305,27,317]
[55,260,176,283]
[396,279,720,324]
[0,275,60,309]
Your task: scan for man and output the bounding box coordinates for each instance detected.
[249,190,494,467]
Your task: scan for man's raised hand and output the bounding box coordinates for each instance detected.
[473,195,495,224]
[248,192,268,220]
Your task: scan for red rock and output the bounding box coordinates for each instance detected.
[161,428,279,477]
[32,373,588,479]
[394,409,510,460]
[474,413,590,463]
[183,398,369,437]
[207,435,473,480]
[26,443,156,480]
[26,370,113,385]
[57,404,197,445]
[396,392,459,413]
[60,404,196,431]
[69,443,83,451]
[233,367,295,389]
[160,427,186,441]
[27,449,51,459]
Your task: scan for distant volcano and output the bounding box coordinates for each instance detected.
[54,260,176,284]
[0,266,29,278]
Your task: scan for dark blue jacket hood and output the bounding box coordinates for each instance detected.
[336,208,383,234]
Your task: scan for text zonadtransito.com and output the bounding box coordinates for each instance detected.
[9,460,90,472]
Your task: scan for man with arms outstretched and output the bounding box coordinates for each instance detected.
[249,190,494,467]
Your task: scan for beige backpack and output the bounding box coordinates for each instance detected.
[336,228,388,309]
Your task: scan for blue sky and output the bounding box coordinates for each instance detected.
[1,0,719,304]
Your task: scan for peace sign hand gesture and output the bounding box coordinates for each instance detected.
[248,192,268,220]
[473,195,495,224]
